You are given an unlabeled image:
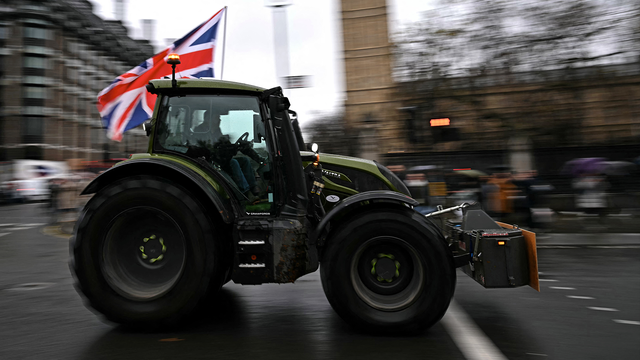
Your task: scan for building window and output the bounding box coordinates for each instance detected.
[24,56,48,69]
[0,26,9,40]
[22,117,44,143]
[67,39,79,54]
[24,86,49,99]
[24,26,50,40]
[66,67,77,82]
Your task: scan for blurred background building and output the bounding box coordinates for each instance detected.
[334,0,640,177]
[391,63,640,174]
[0,0,153,162]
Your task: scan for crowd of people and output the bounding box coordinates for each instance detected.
[389,163,633,231]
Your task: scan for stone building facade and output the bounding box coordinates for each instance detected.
[0,0,153,162]
[393,64,640,174]
[339,0,403,161]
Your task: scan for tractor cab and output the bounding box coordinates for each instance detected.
[153,91,275,214]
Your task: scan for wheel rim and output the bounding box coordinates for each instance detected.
[350,236,424,311]
[101,207,187,301]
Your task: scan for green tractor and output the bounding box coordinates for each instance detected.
[71,77,538,334]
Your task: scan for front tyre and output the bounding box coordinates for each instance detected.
[71,176,224,328]
[320,208,456,334]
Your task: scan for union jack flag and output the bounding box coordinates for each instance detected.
[98,8,226,141]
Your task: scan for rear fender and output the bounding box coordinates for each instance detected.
[82,158,234,224]
[311,190,419,247]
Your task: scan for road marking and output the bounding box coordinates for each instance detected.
[549,286,575,290]
[441,301,508,360]
[23,223,45,227]
[0,233,9,238]
[5,227,33,231]
[588,307,619,312]
[526,353,548,357]
[539,279,558,282]
[0,224,15,227]
[613,320,640,326]
[6,282,55,291]
[567,296,594,300]
[587,246,640,249]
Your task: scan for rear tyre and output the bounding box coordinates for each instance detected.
[71,176,224,328]
[320,208,456,334]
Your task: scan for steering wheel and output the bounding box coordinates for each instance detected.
[235,132,250,146]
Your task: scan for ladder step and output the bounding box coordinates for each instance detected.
[238,240,265,245]
[238,263,265,268]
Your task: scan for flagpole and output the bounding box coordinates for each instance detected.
[220,6,228,80]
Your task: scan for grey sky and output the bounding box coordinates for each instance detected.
[88,0,436,126]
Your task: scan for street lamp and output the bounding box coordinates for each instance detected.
[265,1,292,91]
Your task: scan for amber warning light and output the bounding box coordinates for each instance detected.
[430,118,450,127]
[167,53,181,65]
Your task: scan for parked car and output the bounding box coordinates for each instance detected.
[3,178,50,203]
[0,181,24,204]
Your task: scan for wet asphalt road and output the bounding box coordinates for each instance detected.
[0,202,639,360]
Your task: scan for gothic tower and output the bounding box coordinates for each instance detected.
[339,0,402,160]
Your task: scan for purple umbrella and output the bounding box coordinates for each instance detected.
[562,158,607,176]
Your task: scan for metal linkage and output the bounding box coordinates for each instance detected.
[424,203,473,218]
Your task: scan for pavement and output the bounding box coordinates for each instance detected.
[535,233,640,247]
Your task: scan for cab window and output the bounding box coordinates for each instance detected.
[156,95,275,214]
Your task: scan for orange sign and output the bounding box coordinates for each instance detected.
[430,118,450,126]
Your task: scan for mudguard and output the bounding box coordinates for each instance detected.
[311,190,419,246]
[81,158,234,224]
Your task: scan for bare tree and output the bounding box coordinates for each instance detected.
[393,0,640,81]
[302,113,358,157]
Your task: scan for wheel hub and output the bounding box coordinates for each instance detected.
[139,234,167,264]
[101,207,187,301]
[351,236,424,311]
[371,254,400,282]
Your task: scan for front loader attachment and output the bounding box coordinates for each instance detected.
[429,203,540,292]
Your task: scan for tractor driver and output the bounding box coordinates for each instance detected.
[194,110,261,201]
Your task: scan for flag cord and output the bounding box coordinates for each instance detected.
[220,6,228,80]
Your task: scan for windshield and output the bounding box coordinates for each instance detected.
[156,95,265,154]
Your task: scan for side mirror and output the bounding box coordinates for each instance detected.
[143,120,152,136]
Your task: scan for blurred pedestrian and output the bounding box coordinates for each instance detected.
[404,173,429,205]
[512,171,537,229]
[55,177,79,224]
[487,171,517,222]
[479,175,498,217]
[573,171,610,226]
[48,178,61,223]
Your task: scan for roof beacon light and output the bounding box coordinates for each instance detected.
[167,53,181,65]
[167,53,181,88]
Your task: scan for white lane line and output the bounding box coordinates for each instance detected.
[613,320,640,326]
[539,279,558,282]
[441,300,508,360]
[526,353,548,357]
[567,296,594,300]
[0,224,15,227]
[0,233,9,238]
[23,223,46,227]
[549,286,576,290]
[588,307,619,312]
[5,227,32,231]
